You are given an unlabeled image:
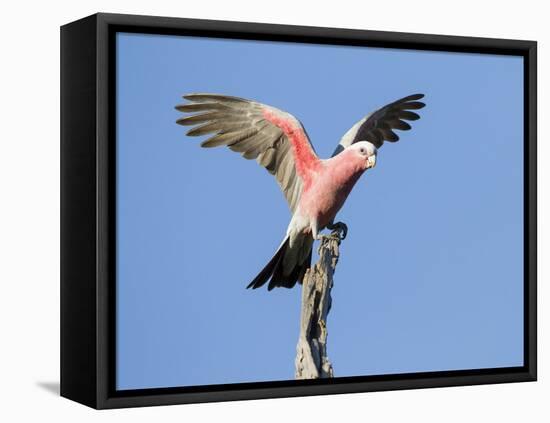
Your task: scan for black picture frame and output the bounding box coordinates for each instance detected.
[60,12,537,409]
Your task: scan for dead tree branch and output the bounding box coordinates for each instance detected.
[295,229,343,379]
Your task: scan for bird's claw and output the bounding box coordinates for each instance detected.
[326,221,348,240]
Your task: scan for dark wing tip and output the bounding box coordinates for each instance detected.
[175,103,204,112]
[344,93,426,151]
[175,116,191,126]
[402,101,426,110]
[183,93,202,100]
[183,93,249,103]
[407,93,425,101]
[182,93,206,103]
[394,111,421,121]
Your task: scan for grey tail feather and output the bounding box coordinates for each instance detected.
[246,238,289,290]
[247,239,312,291]
[268,245,311,290]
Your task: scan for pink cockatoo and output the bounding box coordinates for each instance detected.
[176,93,425,290]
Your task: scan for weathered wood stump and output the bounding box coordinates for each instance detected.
[295,229,342,379]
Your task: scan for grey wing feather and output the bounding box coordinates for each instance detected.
[333,93,426,156]
[176,93,309,213]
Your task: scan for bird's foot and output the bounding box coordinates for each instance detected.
[326,221,348,240]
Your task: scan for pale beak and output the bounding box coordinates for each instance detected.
[366,154,377,169]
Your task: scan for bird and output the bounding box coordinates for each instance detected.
[175,93,425,291]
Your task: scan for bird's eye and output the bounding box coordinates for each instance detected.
[360,147,365,154]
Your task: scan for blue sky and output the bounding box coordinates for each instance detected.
[116,32,524,390]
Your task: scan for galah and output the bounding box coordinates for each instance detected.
[175,93,425,290]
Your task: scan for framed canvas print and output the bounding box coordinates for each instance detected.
[60,13,537,409]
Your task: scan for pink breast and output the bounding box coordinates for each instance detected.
[300,154,365,228]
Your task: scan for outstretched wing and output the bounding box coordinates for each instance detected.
[175,94,319,213]
[332,94,426,156]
